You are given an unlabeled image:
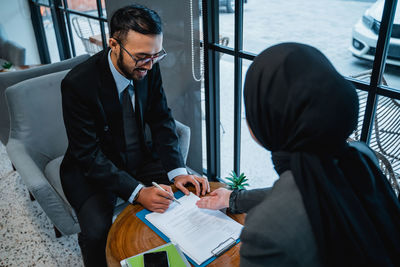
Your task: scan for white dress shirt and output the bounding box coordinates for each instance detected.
[107,50,187,203]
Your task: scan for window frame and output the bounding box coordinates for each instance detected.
[29,0,400,180]
[29,0,108,63]
[202,0,400,181]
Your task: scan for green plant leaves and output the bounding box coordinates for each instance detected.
[2,61,12,69]
[224,170,249,190]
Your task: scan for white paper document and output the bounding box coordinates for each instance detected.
[145,193,243,265]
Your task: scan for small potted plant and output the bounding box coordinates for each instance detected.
[225,171,249,190]
[2,61,13,71]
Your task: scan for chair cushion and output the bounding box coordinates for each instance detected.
[45,155,127,217]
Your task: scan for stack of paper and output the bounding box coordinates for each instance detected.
[145,193,243,266]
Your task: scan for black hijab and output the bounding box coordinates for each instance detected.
[244,43,400,267]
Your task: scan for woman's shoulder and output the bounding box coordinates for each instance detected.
[239,171,321,266]
[243,171,307,231]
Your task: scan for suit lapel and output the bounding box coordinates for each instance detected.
[97,49,126,153]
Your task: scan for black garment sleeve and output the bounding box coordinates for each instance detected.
[61,79,140,201]
[145,64,185,172]
[229,188,272,214]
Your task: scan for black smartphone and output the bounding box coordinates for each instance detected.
[143,251,169,267]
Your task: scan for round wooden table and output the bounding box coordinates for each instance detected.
[106,182,245,267]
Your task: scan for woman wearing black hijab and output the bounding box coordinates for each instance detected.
[196,43,400,267]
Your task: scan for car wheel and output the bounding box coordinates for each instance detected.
[226,0,234,13]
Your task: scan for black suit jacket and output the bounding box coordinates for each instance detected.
[60,49,185,211]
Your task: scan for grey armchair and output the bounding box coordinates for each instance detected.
[0,54,90,146]
[5,69,191,236]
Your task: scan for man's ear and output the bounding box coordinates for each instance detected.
[109,38,118,52]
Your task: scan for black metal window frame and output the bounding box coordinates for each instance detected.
[29,0,108,64]
[28,0,400,180]
[203,0,400,181]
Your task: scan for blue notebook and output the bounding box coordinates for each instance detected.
[136,191,240,267]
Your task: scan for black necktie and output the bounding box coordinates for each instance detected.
[129,84,151,156]
[121,84,136,133]
[121,84,148,168]
[132,84,144,135]
[134,85,151,156]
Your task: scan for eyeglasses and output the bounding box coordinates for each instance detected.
[113,38,167,67]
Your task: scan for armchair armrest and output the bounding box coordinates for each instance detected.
[6,138,80,235]
[175,120,190,164]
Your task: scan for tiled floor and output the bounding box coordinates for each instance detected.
[0,143,84,267]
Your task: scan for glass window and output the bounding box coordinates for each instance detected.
[382,3,400,89]
[201,80,207,175]
[40,6,60,62]
[243,0,378,78]
[69,14,104,55]
[201,0,400,182]
[101,0,107,17]
[349,89,368,142]
[240,59,278,189]
[349,70,399,149]
[66,0,98,13]
[383,53,400,90]
[348,82,400,181]
[36,0,50,5]
[219,54,234,182]
[219,0,234,49]
[370,94,400,178]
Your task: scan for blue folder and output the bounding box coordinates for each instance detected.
[136,191,240,267]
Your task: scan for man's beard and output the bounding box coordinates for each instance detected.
[117,51,147,81]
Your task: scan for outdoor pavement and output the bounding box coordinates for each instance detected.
[216,0,400,189]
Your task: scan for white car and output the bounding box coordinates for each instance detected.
[350,0,400,66]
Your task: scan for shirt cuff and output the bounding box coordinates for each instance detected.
[167,167,188,182]
[128,184,144,203]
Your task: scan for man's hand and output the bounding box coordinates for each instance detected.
[196,188,232,210]
[174,174,210,196]
[136,184,173,213]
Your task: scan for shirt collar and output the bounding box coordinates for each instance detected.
[108,49,131,96]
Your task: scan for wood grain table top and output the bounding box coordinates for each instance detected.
[106,182,245,267]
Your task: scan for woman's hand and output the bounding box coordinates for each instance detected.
[196,188,232,210]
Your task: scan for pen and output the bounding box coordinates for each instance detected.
[152,182,181,205]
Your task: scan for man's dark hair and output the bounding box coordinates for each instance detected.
[110,4,162,42]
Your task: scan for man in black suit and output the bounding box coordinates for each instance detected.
[60,4,209,267]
